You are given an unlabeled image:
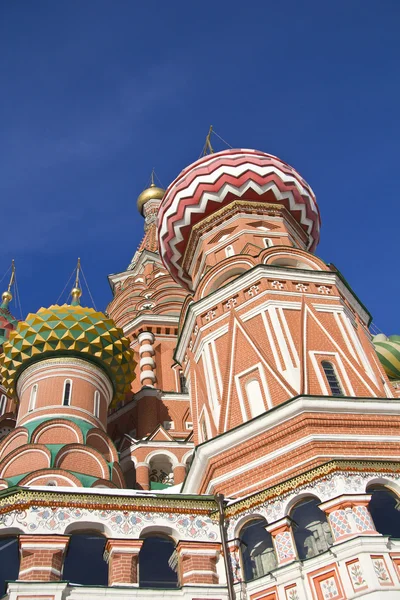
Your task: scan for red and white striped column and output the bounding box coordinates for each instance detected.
[138,331,156,388]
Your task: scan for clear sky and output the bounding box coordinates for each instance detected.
[1,1,399,333]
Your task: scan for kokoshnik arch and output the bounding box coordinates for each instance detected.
[0,146,399,600]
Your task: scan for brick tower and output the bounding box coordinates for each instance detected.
[0,146,400,600]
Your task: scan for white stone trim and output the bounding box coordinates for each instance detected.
[179,549,219,557]
[182,570,216,577]
[19,566,61,576]
[183,395,400,493]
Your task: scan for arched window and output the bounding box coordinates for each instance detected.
[368,486,400,538]
[245,378,266,418]
[149,455,174,490]
[0,537,19,592]
[29,384,38,412]
[139,536,178,588]
[321,361,343,396]
[0,395,6,416]
[263,238,272,248]
[63,532,107,585]
[63,380,72,406]
[239,518,277,581]
[225,245,234,258]
[94,391,100,418]
[291,497,333,560]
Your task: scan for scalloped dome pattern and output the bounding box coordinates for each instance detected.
[158,148,321,290]
[0,304,135,402]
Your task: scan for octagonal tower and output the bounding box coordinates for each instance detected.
[0,287,135,488]
[157,148,397,497]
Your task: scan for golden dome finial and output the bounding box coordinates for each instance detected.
[70,258,82,306]
[1,260,15,310]
[137,170,165,215]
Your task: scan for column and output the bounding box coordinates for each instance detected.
[173,463,187,485]
[266,517,297,566]
[105,539,143,586]
[227,539,243,584]
[176,541,221,585]
[19,535,69,581]
[136,462,150,490]
[320,494,378,543]
[138,331,156,388]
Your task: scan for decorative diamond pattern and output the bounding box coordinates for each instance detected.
[329,509,352,539]
[275,531,296,561]
[352,506,375,532]
[1,304,136,404]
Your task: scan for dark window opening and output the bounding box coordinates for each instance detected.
[292,497,333,560]
[321,361,343,396]
[240,519,277,581]
[0,537,19,594]
[179,372,188,394]
[139,537,178,588]
[63,381,71,406]
[63,533,107,585]
[368,486,400,538]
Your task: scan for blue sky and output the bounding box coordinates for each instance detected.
[1,1,399,332]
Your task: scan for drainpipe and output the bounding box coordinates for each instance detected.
[215,493,235,600]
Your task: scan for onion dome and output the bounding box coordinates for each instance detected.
[137,183,165,215]
[373,334,400,380]
[0,291,18,347]
[0,294,136,403]
[158,148,321,290]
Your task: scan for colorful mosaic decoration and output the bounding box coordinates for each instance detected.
[347,560,367,592]
[320,576,340,599]
[372,555,393,586]
[352,505,376,533]
[274,531,296,563]
[0,304,136,403]
[328,509,352,539]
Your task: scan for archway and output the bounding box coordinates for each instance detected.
[63,531,107,585]
[291,497,333,560]
[239,518,277,581]
[149,454,174,490]
[368,486,400,538]
[139,535,178,588]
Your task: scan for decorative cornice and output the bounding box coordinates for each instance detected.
[223,459,400,518]
[0,487,217,516]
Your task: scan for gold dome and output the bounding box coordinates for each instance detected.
[2,291,12,304]
[137,183,165,215]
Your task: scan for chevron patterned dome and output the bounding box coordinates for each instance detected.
[158,148,321,290]
[0,303,135,403]
[373,334,400,380]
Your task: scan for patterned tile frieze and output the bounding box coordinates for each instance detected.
[225,465,400,537]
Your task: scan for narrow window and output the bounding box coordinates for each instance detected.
[201,418,208,442]
[245,379,266,418]
[263,238,272,248]
[225,245,234,257]
[179,371,188,393]
[0,395,6,416]
[29,385,38,412]
[94,391,100,418]
[321,361,343,396]
[63,380,72,406]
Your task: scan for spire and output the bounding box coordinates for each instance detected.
[70,258,82,306]
[202,125,214,156]
[1,260,15,310]
[137,170,165,216]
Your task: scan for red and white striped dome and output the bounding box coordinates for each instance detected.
[158,149,321,290]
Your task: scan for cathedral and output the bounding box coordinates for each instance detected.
[0,146,400,600]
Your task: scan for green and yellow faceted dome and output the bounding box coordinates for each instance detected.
[0,303,136,403]
[373,334,400,380]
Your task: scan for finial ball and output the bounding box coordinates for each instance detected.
[137,183,165,215]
